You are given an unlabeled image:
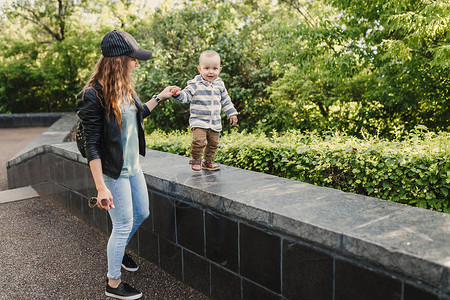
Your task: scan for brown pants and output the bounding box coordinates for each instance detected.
[191,127,220,161]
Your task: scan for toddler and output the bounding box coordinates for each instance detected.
[171,50,238,172]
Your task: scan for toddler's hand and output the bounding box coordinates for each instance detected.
[170,86,181,97]
[229,115,238,126]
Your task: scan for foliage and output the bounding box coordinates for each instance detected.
[260,0,450,136]
[0,0,448,138]
[0,0,154,113]
[146,128,450,213]
[134,0,276,133]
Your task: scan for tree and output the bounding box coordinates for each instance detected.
[0,0,154,113]
[256,0,449,136]
[134,0,276,132]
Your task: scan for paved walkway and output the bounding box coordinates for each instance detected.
[0,128,209,299]
[0,127,48,190]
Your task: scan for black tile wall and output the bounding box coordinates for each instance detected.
[211,263,241,300]
[81,195,96,227]
[153,192,176,242]
[205,211,239,273]
[73,162,89,196]
[335,260,402,300]
[63,159,75,190]
[85,168,97,199]
[404,283,439,300]
[140,215,153,233]
[52,183,71,211]
[183,249,210,296]
[240,223,281,293]
[40,153,51,182]
[176,201,204,256]
[14,163,31,188]
[138,227,159,264]
[32,181,52,196]
[7,166,15,189]
[282,240,333,300]
[14,165,25,188]
[28,156,41,186]
[11,165,20,188]
[128,229,139,254]
[159,238,182,281]
[70,192,83,219]
[92,206,109,235]
[242,279,282,300]
[51,155,64,185]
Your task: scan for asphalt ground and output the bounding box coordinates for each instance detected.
[0,197,209,299]
[0,128,209,299]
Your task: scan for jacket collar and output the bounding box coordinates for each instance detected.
[195,74,221,86]
[92,81,103,91]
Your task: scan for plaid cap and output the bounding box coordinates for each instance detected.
[100,30,152,61]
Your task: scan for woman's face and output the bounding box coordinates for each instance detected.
[128,57,139,75]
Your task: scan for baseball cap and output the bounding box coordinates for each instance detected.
[100,30,152,61]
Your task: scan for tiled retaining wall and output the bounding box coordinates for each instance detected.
[0,112,65,128]
[6,114,450,300]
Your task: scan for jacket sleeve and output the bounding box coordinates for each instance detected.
[220,84,238,117]
[172,82,196,104]
[76,88,104,163]
[134,94,151,119]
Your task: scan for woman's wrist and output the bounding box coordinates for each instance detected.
[96,185,108,192]
[153,94,162,103]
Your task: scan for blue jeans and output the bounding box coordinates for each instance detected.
[103,170,149,279]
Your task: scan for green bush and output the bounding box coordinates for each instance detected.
[146,128,450,213]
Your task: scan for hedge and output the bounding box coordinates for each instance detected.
[145,128,450,213]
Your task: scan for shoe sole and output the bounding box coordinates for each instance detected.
[105,291,142,299]
[121,263,139,272]
[202,167,220,170]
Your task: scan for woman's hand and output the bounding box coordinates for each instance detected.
[170,86,181,97]
[97,186,114,210]
[158,86,181,99]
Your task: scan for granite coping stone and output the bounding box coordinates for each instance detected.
[6,114,450,293]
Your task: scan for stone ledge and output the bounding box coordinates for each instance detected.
[34,144,448,292]
[5,113,450,296]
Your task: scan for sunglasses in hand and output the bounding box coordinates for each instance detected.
[88,197,110,209]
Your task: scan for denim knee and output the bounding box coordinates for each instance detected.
[113,218,133,234]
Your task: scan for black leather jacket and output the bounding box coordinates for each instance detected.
[76,81,151,179]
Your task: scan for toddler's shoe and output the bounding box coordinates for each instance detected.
[190,159,202,173]
[202,160,220,171]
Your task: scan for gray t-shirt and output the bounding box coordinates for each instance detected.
[120,98,140,177]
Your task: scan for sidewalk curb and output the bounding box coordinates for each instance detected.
[0,186,39,204]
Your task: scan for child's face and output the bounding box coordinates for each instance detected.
[197,55,222,82]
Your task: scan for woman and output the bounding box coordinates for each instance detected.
[77,30,177,299]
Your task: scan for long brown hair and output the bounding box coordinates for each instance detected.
[82,56,136,129]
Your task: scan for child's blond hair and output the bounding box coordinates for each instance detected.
[199,50,221,65]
